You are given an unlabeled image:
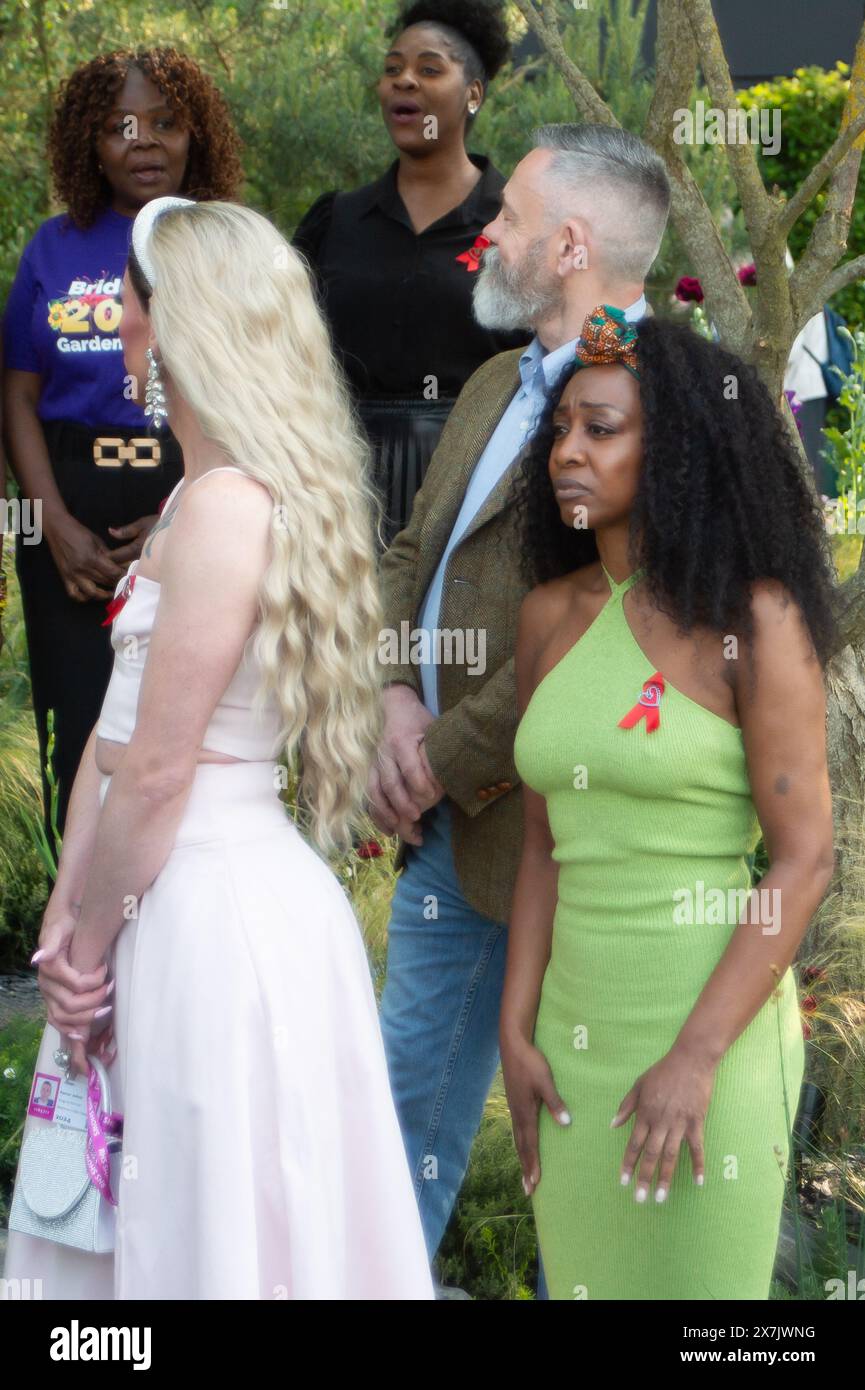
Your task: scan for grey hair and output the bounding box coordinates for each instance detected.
[532,123,671,281]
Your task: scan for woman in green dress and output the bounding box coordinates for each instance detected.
[501,305,836,1300]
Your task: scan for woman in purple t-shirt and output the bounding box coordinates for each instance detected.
[2,48,242,853]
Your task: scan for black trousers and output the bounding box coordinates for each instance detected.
[15,419,183,860]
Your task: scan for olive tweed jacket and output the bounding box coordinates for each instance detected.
[379,346,532,924]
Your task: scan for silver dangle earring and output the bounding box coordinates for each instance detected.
[144,347,167,430]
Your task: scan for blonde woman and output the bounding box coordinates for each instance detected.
[4,197,435,1301]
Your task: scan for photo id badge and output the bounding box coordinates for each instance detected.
[53,1070,90,1131]
[27,1071,60,1120]
[27,1069,89,1130]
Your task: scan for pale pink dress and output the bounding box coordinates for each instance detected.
[3,469,434,1301]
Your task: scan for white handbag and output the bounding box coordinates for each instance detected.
[9,1056,123,1253]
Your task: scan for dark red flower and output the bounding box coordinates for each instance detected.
[675,275,704,303]
[456,234,490,273]
[737,262,757,286]
[802,966,826,983]
[802,1019,812,1041]
[801,994,818,1014]
[356,839,383,859]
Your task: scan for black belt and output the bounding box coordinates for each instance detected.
[40,418,183,469]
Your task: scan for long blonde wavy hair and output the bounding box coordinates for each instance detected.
[137,201,383,854]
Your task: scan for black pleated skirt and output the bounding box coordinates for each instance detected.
[357,397,456,550]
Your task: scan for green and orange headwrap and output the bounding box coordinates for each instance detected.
[573,303,640,380]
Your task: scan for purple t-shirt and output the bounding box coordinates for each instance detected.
[2,205,148,429]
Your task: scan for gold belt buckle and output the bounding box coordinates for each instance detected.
[93,436,162,468]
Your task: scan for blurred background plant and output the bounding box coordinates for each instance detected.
[0,556,52,969]
[822,325,865,533]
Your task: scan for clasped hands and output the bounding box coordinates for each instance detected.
[366,684,446,846]
[33,905,116,1078]
[46,511,157,603]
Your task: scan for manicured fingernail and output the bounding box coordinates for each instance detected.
[31,949,46,965]
[105,980,115,996]
[620,1171,630,1186]
[94,1005,113,1018]
[558,1109,571,1125]
[635,1185,647,1203]
[696,1174,704,1186]
[655,1187,667,1203]
[67,1031,85,1040]
[522,1176,532,1196]
[609,1115,620,1127]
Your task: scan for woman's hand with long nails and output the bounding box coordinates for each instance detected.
[612,1046,715,1203]
[501,1033,571,1198]
[34,909,113,1053]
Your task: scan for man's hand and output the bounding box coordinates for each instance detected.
[367,684,446,844]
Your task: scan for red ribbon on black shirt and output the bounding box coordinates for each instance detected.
[456,234,490,273]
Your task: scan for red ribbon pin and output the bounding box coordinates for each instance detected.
[456,234,490,272]
[618,671,665,733]
[102,572,135,627]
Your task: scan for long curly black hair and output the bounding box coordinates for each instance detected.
[48,47,244,228]
[511,316,838,666]
[391,0,511,87]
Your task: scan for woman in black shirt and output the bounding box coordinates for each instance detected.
[293,0,529,548]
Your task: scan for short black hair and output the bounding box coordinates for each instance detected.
[391,0,510,87]
[511,316,837,666]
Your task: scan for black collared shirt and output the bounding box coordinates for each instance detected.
[293,154,530,399]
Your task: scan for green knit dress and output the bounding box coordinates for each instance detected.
[513,566,804,1301]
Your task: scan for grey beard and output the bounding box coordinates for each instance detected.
[472,245,562,331]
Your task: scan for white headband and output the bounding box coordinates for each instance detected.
[131,195,196,289]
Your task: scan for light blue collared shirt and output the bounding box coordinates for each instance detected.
[417,293,647,714]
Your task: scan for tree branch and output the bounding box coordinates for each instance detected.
[832,565,865,656]
[779,107,865,237]
[643,0,751,354]
[681,0,773,242]
[791,15,865,324]
[820,252,865,303]
[512,0,614,124]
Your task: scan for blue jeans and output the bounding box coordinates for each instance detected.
[379,798,509,1261]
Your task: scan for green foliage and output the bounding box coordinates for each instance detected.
[0,553,50,966]
[436,1084,537,1299]
[821,324,865,516]
[740,65,865,327]
[0,1013,43,1228]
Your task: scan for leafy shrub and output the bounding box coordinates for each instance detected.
[740,65,865,329]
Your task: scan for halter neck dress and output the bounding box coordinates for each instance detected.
[513,565,804,1300]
